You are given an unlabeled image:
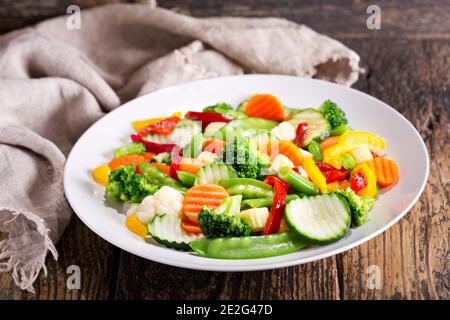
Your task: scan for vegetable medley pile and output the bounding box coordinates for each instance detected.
[92,94,399,259]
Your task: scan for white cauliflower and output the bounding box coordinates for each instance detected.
[130,186,184,224]
[196,151,217,165]
[134,195,156,224]
[152,186,184,218]
[299,148,313,159]
[271,121,295,141]
[204,122,227,137]
[270,154,294,172]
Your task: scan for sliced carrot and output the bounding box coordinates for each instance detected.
[150,162,171,175]
[183,184,228,224]
[182,222,202,234]
[179,158,204,174]
[244,94,285,122]
[108,155,145,170]
[320,136,340,150]
[263,140,303,166]
[203,139,225,155]
[367,157,399,188]
[143,152,155,162]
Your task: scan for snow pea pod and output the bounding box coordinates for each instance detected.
[307,140,323,161]
[277,166,319,196]
[190,232,305,259]
[218,178,273,199]
[241,194,299,209]
[139,162,187,193]
[177,171,196,187]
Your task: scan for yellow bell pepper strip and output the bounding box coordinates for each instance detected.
[131,112,182,131]
[301,157,327,194]
[91,164,110,186]
[351,163,378,197]
[323,131,386,169]
[125,215,148,238]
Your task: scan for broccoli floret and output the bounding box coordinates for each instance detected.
[198,195,251,238]
[220,137,269,179]
[106,164,158,203]
[151,152,171,165]
[203,103,247,119]
[335,190,375,226]
[319,99,348,128]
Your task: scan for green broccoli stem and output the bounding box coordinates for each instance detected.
[139,162,187,193]
[215,195,242,215]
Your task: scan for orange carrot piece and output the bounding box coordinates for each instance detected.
[367,157,399,188]
[319,136,340,150]
[244,94,285,122]
[264,140,303,166]
[142,152,155,162]
[150,162,171,175]
[179,158,204,174]
[108,155,145,170]
[203,139,225,155]
[181,222,202,234]
[183,184,228,224]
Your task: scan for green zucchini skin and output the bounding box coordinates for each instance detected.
[284,193,351,245]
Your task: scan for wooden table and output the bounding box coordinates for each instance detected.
[0,0,448,300]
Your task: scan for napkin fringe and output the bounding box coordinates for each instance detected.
[0,208,57,293]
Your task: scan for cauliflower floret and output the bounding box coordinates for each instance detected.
[270,154,294,172]
[134,195,156,224]
[126,203,139,216]
[299,148,313,159]
[196,151,217,165]
[204,122,227,137]
[153,186,184,218]
[271,122,296,141]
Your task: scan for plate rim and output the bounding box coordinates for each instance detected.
[63,74,429,271]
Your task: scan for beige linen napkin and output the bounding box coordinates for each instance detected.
[0,2,362,292]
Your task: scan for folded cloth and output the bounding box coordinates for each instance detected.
[0,1,362,292]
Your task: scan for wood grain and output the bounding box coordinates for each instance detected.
[0,0,448,300]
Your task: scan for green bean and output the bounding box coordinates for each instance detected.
[113,142,145,158]
[341,153,357,170]
[177,171,196,187]
[139,162,187,193]
[226,184,273,199]
[277,166,319,196]
[218,178,273,191]
[241,194,299,209]
[330,124,351,136]
[189,232,305,259]
[307,140,323,161]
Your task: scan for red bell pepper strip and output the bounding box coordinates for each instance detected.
[316,162,348,183]
[185,111,232,130]
[130,134,177,154]
[137,117,180,137]
[293,122,309,147]
[169,145,183,180]
[262,176,288,235]
[349,172,368,193]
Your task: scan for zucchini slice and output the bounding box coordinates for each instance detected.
[148,214,202,251]
[195,163,236,185]
[288,108,331,146]
[285,193,351,244]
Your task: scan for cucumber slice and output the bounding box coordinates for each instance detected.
[194,163,236,185]
[216,118,278,140]
[248,130,277,147]
[285,193,351,244]
[148,214,202,251]
[288,108,331,146]
[143,119,201,148]
[183,133,203,158]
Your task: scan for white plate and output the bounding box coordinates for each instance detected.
[64,75,429,271]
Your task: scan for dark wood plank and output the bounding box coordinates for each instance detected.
[114,252,340,299]
[0,216,117,299]
[335,38,450,299]
[1,0,449,37]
